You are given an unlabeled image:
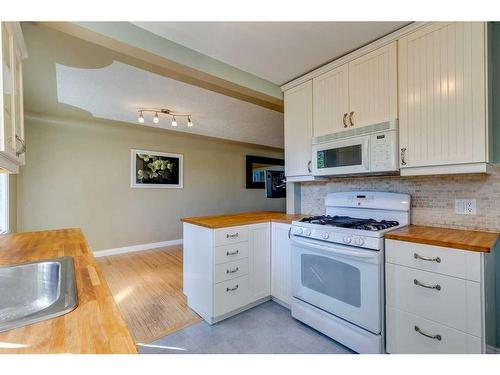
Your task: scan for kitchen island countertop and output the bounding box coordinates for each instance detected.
[181,211,304,229]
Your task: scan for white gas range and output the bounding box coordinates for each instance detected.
[290,191,410,354]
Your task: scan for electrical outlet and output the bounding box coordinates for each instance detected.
[455,199,477,215]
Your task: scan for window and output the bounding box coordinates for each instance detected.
[0,174,9,234]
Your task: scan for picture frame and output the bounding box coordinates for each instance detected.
[245,155,284,189]
[131,149,183,188]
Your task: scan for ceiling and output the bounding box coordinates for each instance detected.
[22,23,284,148]
[132,22,410,85]
[55,61,284,147]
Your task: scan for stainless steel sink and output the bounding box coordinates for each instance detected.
[0,256,78,332]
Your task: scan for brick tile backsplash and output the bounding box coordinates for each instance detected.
[301,165,500,232]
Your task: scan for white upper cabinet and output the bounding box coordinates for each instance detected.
[0,22,27,173]
[348,42,397,128]
[284,80,314,179]
[311,42,397,137]
[312,64,349,137]
[398,22,489,175]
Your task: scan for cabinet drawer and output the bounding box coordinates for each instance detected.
[386,263,481,336]
[214,258,249,284]
[214,242,249,265]
[214,275,249,317]
[386,307,481,354]
[214,226,249,246]
[385,239,481,281]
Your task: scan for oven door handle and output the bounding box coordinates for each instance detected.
[290,236,378,260]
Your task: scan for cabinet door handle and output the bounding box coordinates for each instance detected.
[226,250,239,256]
[348,111,354,127]
[342,113,348,128]
[414,253,441,263]
[15,135,26,156]
[400,148,407,166]
[226,233,239,239]
[414,279,441,291]
[414,325,442,341]
[307,160,312,173]
[226,284,239,292]
[226,267,239,274]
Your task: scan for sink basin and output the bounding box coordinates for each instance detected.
[0,256,78,332]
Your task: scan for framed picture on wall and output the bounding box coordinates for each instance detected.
[131,149,183,188]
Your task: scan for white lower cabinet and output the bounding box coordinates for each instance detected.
[385,239,495,354]
[184,221,293,324]
[183,222,271,324]
[271,222,292,306]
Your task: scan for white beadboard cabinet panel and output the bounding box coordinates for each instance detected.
[348,41,398,128]
[248,223,271,302]
[398,22,487,169]
[271,223,292,306]
[312,64,349,137]
[284,80,313,178]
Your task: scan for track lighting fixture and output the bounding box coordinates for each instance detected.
[138,111,145,123]
[136,108,193,127]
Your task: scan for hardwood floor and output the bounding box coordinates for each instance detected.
[97,246,202,344]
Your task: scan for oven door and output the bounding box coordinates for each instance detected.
[291,235,382,334]
[312,135,370,176]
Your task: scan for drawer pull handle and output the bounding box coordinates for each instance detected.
[226,250,239,256]
[414,325,442,341]
[414,253,441,263]
[414,279,441,291]
[226,267,239,274]
[226,233,239,238]
[226,284,239,292]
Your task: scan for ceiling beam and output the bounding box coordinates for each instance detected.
[39,22,284,113]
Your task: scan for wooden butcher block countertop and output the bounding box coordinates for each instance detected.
[181,211,304,229]
[385,225,499,253]
[0,229,137,354]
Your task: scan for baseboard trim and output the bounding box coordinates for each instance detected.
[93,239,183,257]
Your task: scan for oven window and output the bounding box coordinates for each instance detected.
[317,144,362,169]
[301,254,361,307]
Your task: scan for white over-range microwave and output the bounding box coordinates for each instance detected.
[311,120,399,177]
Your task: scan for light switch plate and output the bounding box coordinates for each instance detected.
[455,199,477,215]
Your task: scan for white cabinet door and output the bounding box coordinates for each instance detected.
[1,23,16,160]
[284,80,313,178]
[248,223,271,302]
[398,22,487,169]
[312,64,349,137]
[271,223,292,306]
[348,41,397,128]
[0,22,26,172]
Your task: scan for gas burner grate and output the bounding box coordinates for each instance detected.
[299,215,399,231]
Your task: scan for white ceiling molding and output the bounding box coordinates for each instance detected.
[132,22,410,85]
[55,61,284,148]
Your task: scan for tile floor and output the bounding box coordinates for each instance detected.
[138,301,353,354]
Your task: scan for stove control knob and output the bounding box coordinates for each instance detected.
[303,228,312,236]
[354,238,365,246]
[295,228,303,235]
[343,236,352,244]
[321,232,329,240]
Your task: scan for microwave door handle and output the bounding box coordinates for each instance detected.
[290,236,377,260]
